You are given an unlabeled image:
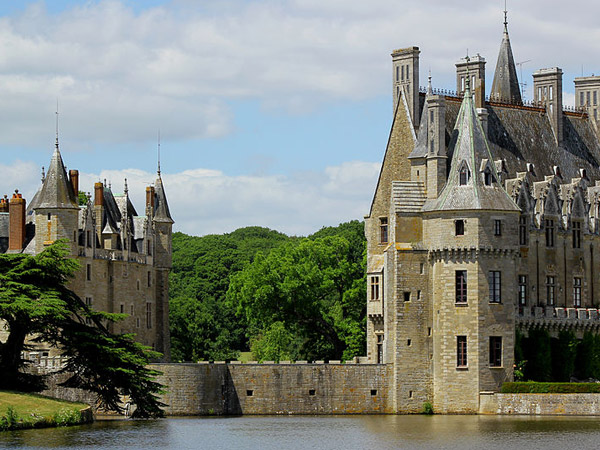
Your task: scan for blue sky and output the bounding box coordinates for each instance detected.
[0,0,598,235]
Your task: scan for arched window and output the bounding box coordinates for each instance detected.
[459,167,469,186]
[484,168,494,186]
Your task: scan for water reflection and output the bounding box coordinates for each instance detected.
[1,415,600,449]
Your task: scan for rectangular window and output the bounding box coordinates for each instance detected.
[379,218,388,244]
[494,219,502,236]
[146,302,152,329]
[401,65,404,81]
[430,110,434,123]
[519,215,528,245]
[403,291,411,302]
[376,334,384,364]
[489,271,501,303]
[574,277,582,307]
[455,219,464,236]
[580,91,585,106]
[587,91,591,106]
[457,336,467,368]
[120,304,124,314]
[573,221,581,249]
[594,91,598,106]
[396,65,399,82]
[518,275,528,306]
[545,219,554,247]
[406,65,409,80]
[370,276,380,301]
[86,264,91,281]
[456,270,467,304]
[489,337,502,367]
[546,276,555,306]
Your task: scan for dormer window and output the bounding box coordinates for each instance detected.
[459,167,469,186]
[484,169,494,186]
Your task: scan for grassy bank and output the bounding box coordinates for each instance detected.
[0,391,91,431]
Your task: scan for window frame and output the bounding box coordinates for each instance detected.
[519,215,528,246]
[455,219,465,236]
[494,219,502,236]
[489,271,501,303]
[572,220,582,249]
[370,275,380,301]
[573,277,582,307]
[455,270,468,304]
[489,336,502,368]
[457,336,468,368]
[545,218,555,247]
[546,275,555,306]
[379,217,388,244]
[518,275,528,306]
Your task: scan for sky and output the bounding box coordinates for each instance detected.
[0,0,598,236]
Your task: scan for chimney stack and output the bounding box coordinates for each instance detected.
[69,170,79,199]
[0,195,8,213]
[9,190,26,251]
[94,182,104,206]
[146,186,155,211]
[456,54,486,109]
[533,68,564,146]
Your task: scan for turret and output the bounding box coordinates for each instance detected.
[490,10,522,105]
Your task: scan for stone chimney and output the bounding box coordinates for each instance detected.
[391,46,420,128]
[9,190,26,251]
[69,170,79,199]
[94,182,104,206]
[533,68,563,146]
[456,54,486,109]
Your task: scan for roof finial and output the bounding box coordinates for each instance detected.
[41,166,45,183]
[503,0,508,33]
[157,129,161,176]
[427,70,432,95]
[464,53,471,95]
[124,178,128,195]
[55,99,59,151]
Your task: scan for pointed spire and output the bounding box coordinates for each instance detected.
[408,74,434,159]
[424,74,518,212]
[153,138,173,224]
[490,7,522,105]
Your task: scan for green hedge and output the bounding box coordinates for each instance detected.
[501,382,600,394]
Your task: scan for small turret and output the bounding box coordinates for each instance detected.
[490,9,522,105]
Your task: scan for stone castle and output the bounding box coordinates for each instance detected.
[365,13,600,413]
[0,137,173,361]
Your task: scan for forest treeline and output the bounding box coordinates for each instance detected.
[168,221,367,362]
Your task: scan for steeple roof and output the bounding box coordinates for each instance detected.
[490,11,522,104]
[424,77,519,212]
[35,144,78,210]
[153,174,174,224]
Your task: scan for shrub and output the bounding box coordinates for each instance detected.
[53,408,82,427]
[422,402,434,414]
[501,382,600,394]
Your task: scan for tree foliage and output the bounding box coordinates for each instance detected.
[0,241,164,418]
[227,221,366,361]
[169,227,291,361]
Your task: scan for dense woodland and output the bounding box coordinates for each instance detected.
[168,221,367,362]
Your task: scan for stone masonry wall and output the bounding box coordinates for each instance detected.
[480,393,600,415]
[149,363,392,415]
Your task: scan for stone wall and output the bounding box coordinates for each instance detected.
[480,392,600,415]
[149,362,392,416]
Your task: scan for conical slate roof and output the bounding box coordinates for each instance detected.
[490,16,522,105]
[153,174,174,224]
[424,77,519,212]
[35,143,78,210]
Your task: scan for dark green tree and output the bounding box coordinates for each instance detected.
[550,330,578,382]
[522,328,552,381]
[0,241,164,417]
[574,331,600,380]
[227,232,366,361]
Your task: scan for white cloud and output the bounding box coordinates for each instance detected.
[74,160,380,236]
[0,0,596,148]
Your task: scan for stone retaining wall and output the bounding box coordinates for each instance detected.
[480,392,600,415]
[149,362,392,415]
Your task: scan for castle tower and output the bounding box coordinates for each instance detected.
[533,67,564,145]
[422,77,520,413]
[574,75,600,126]
[152,170,174,361]
[33,142,80,255]
[490,10,522,105]
[391,47,420,128]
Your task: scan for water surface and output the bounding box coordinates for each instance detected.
[2,415,600,449]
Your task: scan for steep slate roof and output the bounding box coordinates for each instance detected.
[153,174,174,224]
[441,100,600,181]
[35,144,78,210]
[424,79,519,212]
[490,14,522,105]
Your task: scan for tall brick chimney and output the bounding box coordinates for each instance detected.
[94,182,104,206]
[0,195,8,213]
[9,190,26,251]
[146,186,155,210]
[69,170,79,199]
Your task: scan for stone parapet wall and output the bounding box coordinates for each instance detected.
[149,362,392,416]
[480,392,600,415]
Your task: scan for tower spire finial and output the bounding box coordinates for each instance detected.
[503,0,508,32]
[55,99,59,151]
[157,129,161,176]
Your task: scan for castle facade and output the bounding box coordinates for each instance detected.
[0,140,173,361]
[365,15,600,413]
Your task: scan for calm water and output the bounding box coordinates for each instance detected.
[2,415,600,449]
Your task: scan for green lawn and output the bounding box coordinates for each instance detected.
[0,391,90,431]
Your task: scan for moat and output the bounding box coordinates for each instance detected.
[2,415,600,449]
